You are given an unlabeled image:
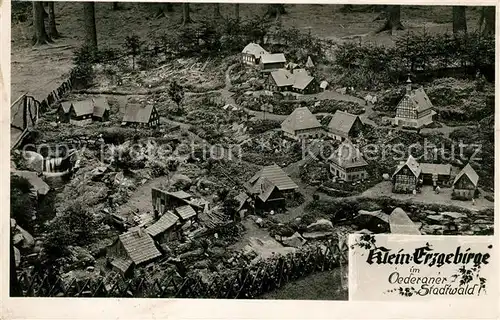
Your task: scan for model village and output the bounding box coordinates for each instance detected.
[11,37,494,295]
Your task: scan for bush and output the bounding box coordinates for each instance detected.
[247,119,281,134]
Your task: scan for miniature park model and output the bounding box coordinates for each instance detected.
[10,3,494,299]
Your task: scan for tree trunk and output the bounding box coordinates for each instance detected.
[112,2,120,10]
[213,3,222,19]
[83,2,98,52]
[182,3,192,25]
[47,2,61,39]
[234,3,240,22]
[265,4,285,19]
[452,6,467,34]
[10,231,21,297]
[376,5,404,34]
[480,6,495,35]
[32,1,52,46]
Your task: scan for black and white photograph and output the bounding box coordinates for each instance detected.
[9,2,495,301]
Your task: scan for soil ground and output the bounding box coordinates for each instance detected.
[11,3,482,101]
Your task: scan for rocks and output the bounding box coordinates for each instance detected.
[421,225,444,235]
[442,212,467,220]
[474,218,491,224]
[426,215,447,223]
[193,260,210,269]
[14,225,35,250]
[382,173,390,181]
[67,246,95,269]
[281,232,306,248]
[306,219,333,232]
[255,218,264,227]
[179,248,204,260]
[302,231,333,240]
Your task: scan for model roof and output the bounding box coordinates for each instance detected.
[122,103,155,124]
[261,53,287,64]
[242,43,268,59]
[393,155,421,178]
[71,100,94,117]
[420,163,452,176]
[329,140,368,169]
[92,97,110,118]
[245,164,298,200]
[175,205,197,220]
[118,228,161,265]
[327,110,361,136]
[453,163,479,187]
[281,107,322,133]
[398,87,434,113]
[145,211,179,237]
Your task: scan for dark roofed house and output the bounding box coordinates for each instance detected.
[452,163,479,200]
[242,43,269,66]
[92,97,110,122]
[260,53,287,73]
[244,164,299,210]
[68,100,94,125]
[292,72,316,94]
[145,210,181,242]
[392,155,422,194]
[57,101,73,123]
[267,69,294,92]
[420,163,452,186]
[327,110,364,141]
[281,106,324,140]
[328,140,368,182]
[122,103,160,127]
[107,227,161,276]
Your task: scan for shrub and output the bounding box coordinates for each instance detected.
[247,119,281,134]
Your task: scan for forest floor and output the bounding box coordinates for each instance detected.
[11,3,483,101]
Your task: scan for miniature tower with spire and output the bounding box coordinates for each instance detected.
[406,74,412,94]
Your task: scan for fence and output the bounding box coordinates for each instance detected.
[17,240,348,298]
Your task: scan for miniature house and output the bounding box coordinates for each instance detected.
[241,43,269,66]
[452,163,479,200]
[266,69,316,94]
[328,140,368,182]
[327,110,364,141]
[122,103,160,127]
[244,164,299,210]
[393,77,436,129]
[392,155,421,193]
[281,107,324,140]
[260,53,287,73]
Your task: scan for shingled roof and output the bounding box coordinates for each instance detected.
[393,155,421,178]
[122,103,155,124]
[242,43,268,59]
[245,164,298,200]
[270,69,295,87]
[292,73,315,90]
[145,211,179,238]
[453,163,479,187]
[420,163,451,176]
[281,107,322,133]
[389,208,421,235]
[327,110,361,136]
[60,101,72,114]
[119,228,161,265]
[175,205,197,220]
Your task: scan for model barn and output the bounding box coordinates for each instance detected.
[122,103,160,127]
[241,43,268,66]
[392,155,422,193]
[328,140,368,182]
[281,106,324,140]
[327,110,364,141]
[92,97,110,122]
[394,80,436,128]
[260,53,287,73]
[145,210,181,242]
[452,163,479,200]
[244,164,299,210]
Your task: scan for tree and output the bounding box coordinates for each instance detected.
[479,6,495,35]
[213,3,222,19]
[47,2,61,39]
[83,2,97,52]
[10,231,21,297]
[168,80,185,113]
[452,6,467,34]
[112,2,120,10]
[32,1,52,45]
[154,3,173,18]
[222,191,240,220]
[234,3,240,22]
[10,176,36,233]
[376,5,403,34]
[123,35,142,70]
[182,3,192,25]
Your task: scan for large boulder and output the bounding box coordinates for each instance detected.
[67,246,95,269]
[281,232,306,248]
[442,212,467,220]
[426,214,447,223]
[302,231,333,240]
[382,173,390,181]
[306,219,334,232]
